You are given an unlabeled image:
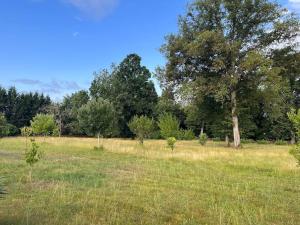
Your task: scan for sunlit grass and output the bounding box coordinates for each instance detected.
[0,137,299,225]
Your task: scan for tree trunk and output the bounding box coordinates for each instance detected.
[291,132,296,145]
[225,135,230,147]
[231,91,241,148]
[200,121,204,136]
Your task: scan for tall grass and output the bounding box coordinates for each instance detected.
[0,137,299,225]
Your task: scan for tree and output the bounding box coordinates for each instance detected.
[59,90,89,135]
[0,113,9,138]
[158,113,180,139]
[90,54,158,137]
[288,109,300,165]
[161,0,299,148]
[31,114,58,137]
[78,98,118,148]
[167,137,177,152]
[25,139,42,182]
[128,115,154,144]
[0,86,51,129]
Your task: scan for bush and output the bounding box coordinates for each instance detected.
[158,113,180,139]
[167,137,176,151]
[128,115,154,144]
[275,140,288,145]
[178,129,195,140]
[31,114,58,136]
[257,140,270,144]
[199,133,208,146]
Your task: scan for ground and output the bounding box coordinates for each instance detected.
[0,137,299,225]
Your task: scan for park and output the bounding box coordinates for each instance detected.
[0,0,300,224]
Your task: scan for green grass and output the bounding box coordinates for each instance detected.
[0,137,299,225]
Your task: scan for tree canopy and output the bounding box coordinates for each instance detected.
[161,0,299,147]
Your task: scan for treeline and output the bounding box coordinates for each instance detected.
[1,0,299,145]
[0,50,299,142]
[0,87,51,135]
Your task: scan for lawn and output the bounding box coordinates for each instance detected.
[0,137,299,225]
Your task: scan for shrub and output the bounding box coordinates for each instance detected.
[178,129,195,140]
[167,137,177,151]
[128,115,154,144]
[158,113,180,139]
[257,140,270,144]
[199,133,208,146]
[275,140,288,145]
[31,114,58,137]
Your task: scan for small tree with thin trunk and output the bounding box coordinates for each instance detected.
[158,113,180,139]
[78,98,117,149]
[128,115,154,145]
[25,139,42,182]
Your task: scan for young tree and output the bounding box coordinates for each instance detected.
[128,115,154,144]
[161,0,299,148]
[30,114,58,137]
[78,98,117,148]
[25,139,42,182]
[288,109,300,165]
[158,113,180,139]
[167,137,177,152]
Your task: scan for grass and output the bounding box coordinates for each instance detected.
[0,137,299,225]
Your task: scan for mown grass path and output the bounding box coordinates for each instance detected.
[0,137,299,225]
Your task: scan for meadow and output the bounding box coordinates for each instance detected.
[0,137,299,225]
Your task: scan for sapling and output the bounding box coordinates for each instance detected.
[128,115,154,145]
[167,137,177,152]
[199,133,208,146]
[25,139,43,182]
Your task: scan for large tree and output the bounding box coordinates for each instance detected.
[90,54,158,137]
[161,0,299,147]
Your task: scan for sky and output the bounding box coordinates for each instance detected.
[0,0,299,101]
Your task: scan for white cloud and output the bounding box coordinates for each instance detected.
[64,0,119,20]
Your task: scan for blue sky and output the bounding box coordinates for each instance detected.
[0,0,299,101]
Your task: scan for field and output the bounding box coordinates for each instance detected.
[0,137,299,225]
